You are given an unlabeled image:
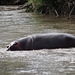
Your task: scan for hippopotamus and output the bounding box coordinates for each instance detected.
[7,33,75,51]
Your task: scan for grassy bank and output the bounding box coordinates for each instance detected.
[0,0,75,16]
[24,0,75,16]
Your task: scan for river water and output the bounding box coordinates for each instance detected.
[0,6,75,75]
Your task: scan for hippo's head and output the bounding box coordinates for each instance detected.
[7,41,22,51]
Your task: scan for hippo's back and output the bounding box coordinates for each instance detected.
[32,33,75,49]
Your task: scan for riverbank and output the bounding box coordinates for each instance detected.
[0,0,75,16]
[22,0,75,16]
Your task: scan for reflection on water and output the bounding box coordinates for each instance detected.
[0,6,75,75]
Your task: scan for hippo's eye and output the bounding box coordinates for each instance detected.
[14,42,18,45]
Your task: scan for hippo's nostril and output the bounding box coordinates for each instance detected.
[7,46,9,48]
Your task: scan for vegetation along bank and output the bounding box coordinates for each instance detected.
[0,0,75,16]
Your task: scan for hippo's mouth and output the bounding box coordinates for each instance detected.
[7,47,21,51]
[7,48,10,51]
[7,48,16,51]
